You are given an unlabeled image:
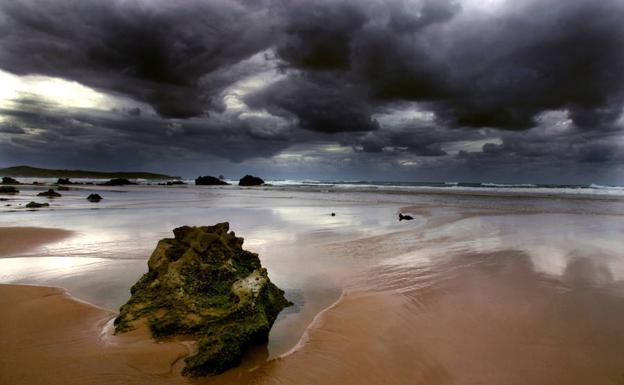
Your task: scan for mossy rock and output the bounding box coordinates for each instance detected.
[114,223,291,377]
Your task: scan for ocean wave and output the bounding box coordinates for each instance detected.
[481,183,538,188]
[589,184,624,190]
[265,180,624,198]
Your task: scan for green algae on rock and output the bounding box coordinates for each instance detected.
[114,223,292,377]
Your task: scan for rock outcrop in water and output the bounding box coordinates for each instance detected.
[37,189,62,198]
[86,194,103,202]
[114,223,291,377]
[25,201,49,208]
[238,175,264,186]
[100,178,135,186]
[1,177,20,184]
[0,186,19,194]
[195,176,229,186]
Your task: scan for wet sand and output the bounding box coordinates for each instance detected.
[0,284,190,385]
[0,227,73,256]
[2,188,624,384]
[256,252,624,385]
[5,248,624,385]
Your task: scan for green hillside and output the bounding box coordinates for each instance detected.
[0,165,179,179]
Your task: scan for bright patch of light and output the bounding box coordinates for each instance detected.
[222,70,285,112]
[272,143,353,164]
[442,137,502,155]
[399,159,421,166]
[320,144,353,154]
[461,0,508,13]
[535,109,573,134]
[0,69,142,111]
[373,104,436,129]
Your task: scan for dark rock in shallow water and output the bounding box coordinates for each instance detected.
[0,186,19,194]
[87,194,103,202]
[26,201,49,208]
[57,178,74,185]
[37,189,62,198]
[114,223,291,377]
[100,178,135,186]
[1,177,20,185]
[399,213,414,221]
[195,176,229,186]
[57,186,70,191]
[238,175,264,186]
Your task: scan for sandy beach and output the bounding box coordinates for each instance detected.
[2,184,624,384]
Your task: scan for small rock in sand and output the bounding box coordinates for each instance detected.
[37,189,62,198]
[25,201,50,209]
[0,186,19,194]
[86,194,103,202]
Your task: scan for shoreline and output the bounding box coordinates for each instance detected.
[3,190,624,384]
[0,223,363,384]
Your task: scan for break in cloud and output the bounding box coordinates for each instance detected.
[0,0,623,183]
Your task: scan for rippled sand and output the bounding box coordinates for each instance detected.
[2,185,624,384]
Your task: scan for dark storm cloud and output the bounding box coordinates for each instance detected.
[0,98,298,165]
[1,0,622,129]
[458,123,624,173]
[267,0,624,131]
[1,0,624,181]
[245,73,379,133]
[0,121,25,134]
[0,0,273,118]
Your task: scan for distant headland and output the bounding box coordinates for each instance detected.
[0,165,179,180]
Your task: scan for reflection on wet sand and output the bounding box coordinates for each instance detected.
[255,250,624,385]
[0,227,73,256]
[2,186,624,384]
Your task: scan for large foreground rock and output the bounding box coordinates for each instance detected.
[195,176,229,186]
[114,223,291,377]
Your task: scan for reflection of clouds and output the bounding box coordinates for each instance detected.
[0,188,408,312]
[525,245,568,277]
[0,188,403,260]
[562,256,614,287]
[0,256,108,282]
[406,213,624,281]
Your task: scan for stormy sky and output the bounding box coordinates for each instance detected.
[1,0,623,183]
